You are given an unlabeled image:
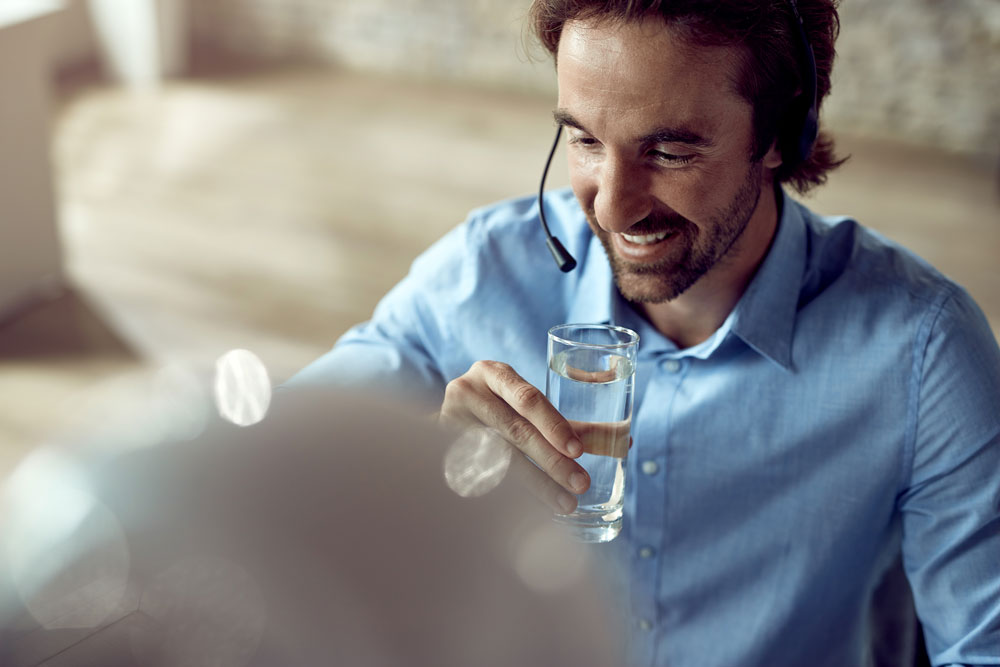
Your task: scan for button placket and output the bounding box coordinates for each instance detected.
[629,354,692,649]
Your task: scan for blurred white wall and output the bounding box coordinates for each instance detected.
[40,0,189,85]
[0,0,190,318]
[45,0,98,71]
[88,0,188,86]
[0,8,63,318]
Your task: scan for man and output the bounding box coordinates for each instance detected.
[290,1,1000,664]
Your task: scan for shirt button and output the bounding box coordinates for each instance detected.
[639,546,655,559]
[641,460,659,475]
[662,359,681,373]
[638,619,653,631]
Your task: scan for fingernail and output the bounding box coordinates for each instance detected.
[567,438,583,457]
[570,472,588,493]
[558,493,576,514]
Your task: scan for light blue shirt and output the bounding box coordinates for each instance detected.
[290,188,1000,666]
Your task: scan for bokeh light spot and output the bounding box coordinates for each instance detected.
[443,427,512,498]
[513,524,589,594]
[1,447,130,629]
[213,349,271,427]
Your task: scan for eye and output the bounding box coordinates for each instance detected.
[649,149,693,166]
[565,129,599,147]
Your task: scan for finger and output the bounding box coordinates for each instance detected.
[440,374,491,428]
[508,449,578,515]
[476,361,583,459]
[444,362,589,495]
[461,389,589,495]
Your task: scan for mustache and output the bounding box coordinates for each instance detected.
[628,215,688,235]
[586,207,690,235]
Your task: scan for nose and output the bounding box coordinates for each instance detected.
[592,157,651,233]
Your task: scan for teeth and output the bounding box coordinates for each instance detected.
[621,230,672,245]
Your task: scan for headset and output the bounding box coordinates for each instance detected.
[539,0,819,272]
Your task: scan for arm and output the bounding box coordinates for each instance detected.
[286,300,450,409]
[899,289,1000,666]
[285,206,590,511]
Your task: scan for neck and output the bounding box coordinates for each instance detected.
[638,184,781,349]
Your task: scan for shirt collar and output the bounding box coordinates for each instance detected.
[728,189,806,371]
[564,189,806,370]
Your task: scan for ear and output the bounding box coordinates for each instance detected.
[761,140,783,170]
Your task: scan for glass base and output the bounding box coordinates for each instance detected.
[553,511,622,543]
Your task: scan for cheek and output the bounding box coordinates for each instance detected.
[567,154,598,204]
[650,165,738,220]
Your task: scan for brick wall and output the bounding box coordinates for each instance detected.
[191,0,999,158]
[828,0,999,157]
[191,0,555,92]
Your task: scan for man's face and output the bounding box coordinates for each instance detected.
[556,18,776,303]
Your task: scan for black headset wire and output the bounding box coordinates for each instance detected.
[538,124,577,272]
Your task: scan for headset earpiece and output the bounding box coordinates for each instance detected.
[798,106,819,164]
[785,0,819,166]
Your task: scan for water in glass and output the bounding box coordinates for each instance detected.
[547,349,634,542]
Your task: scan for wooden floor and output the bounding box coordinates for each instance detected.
[1,65,998,477]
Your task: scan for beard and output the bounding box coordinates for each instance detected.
[583,163,764,304]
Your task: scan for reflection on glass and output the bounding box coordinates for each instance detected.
[214,349,271,427]
[443,427,512,498]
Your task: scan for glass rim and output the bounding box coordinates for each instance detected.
[547,323,639,350]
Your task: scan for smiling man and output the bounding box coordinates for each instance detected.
[553,17,785,346]
[290,1,1000,665]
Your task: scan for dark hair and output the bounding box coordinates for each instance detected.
[529,0,847,194]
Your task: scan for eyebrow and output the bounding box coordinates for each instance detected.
[552,109,713,148]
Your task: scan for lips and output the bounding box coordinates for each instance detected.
[612,227,681,263]
[621,229,673,245]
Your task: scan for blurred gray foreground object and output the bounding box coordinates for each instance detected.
[0,389,622,666]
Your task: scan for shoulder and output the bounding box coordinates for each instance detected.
[408,188,591,293]
[381,188,590,328]
[794,202,978,331]
[463,188,589,261]
[793,199,998,377]
[798,203,951,306]
[790,201,999,476]
[363,189,592,385]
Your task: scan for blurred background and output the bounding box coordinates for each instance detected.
[1,0,998,477]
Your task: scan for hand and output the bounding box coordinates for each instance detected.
[439,361,588,514]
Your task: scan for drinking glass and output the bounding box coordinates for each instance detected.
[546,324,638,543]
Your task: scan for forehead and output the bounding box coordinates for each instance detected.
[556,18,750,136]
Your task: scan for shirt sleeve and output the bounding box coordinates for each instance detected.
[285,313,448,408]
[898,288,1000,665]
